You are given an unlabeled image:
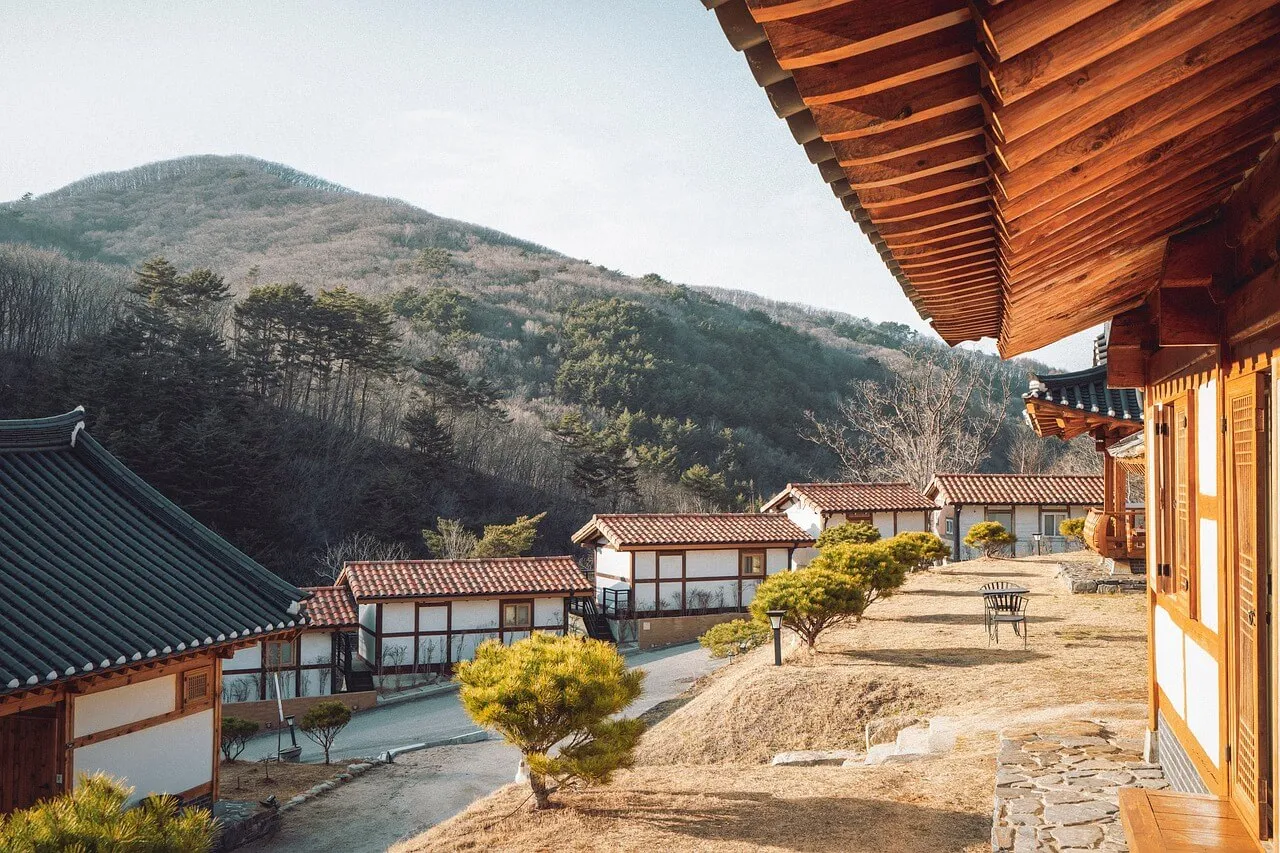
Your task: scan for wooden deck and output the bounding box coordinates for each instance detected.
[1119,788,1260,852]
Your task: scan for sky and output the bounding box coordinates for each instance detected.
[0,1,1097,369]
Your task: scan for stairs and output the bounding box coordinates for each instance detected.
[345,669,375,693]
[570,597,617,643]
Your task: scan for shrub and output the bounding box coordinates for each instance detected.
[1059,517,1086,546]
[0,773,217,852]
[964,521,1016,558]
[749,567,867,650]
[815,521,881,549]
[699,619,771,659]
[299,700,353,765]
[455,634,645,809]
[809,541,910,612]
[886,531,950,572]
[220,716,259,762]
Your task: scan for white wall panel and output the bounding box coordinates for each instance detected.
[452,599,500,631]
[225,644,260,672]
[784,502,822,537]
[596,546,632,580]
[686,579,738,610]
[766,548,788,574]
[418,604,448,632]
[381,602,415,634]
[871,512,896,539]
[359,603,376,630]
[456,631,498,660]
[896,513,928,533]
[685,549,736,578]
[657,582,683,610]
[1197,379,1217,496]
[634,551,656,580]
[1199,518,1219,633]
[74,709,214,805]
[792,547,818,568]
[417,634,448,665]
[300,632,331,664]
[75,676,175,738]
[1154,605,1185,719]
[534,597,564,627]
[222,673,260,703]
[741,578,762,607]
[1183,635,1220,767]
[634,583,656,611]
[658,553,683,579]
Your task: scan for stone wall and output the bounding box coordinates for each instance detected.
[633,612,744,649]
[211,801,280,852]
[1153,712,1210,795]
[223,691,378,729]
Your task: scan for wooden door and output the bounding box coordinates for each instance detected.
[0,706,60,814]
[1226,371,1270,837]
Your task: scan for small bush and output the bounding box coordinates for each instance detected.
[886,531,949,572]
[299,700,353,765]
[699,619,771,659]
[220,716,259,762]
[964,521,1016,558]
[0,773,217,852]
[815,521,881,549]
[809,541,910,611]
[749,568,867,650]
[1059,517,1086,545]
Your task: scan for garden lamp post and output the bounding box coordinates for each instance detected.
[766,610,786,666]
[285,714,297,748]
[1031,532,1043,556]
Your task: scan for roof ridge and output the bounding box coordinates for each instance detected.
[344,554,577,567]
[935,472,1103,479]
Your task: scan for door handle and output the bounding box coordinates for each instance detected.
[1247,609,1257,626]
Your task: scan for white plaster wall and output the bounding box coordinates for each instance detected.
[826,512,848,528]
[265,670,296,700]
[658,553,683,579]
[417,634,447,665]
[634,551,656,580]
[225,644,260,674]
[379,636,413,665]
[359,603,376,631]
[358,603,376,662]
[1183,635,1220,767]
[452,599,500,631]
[658,582,683,610]
[1197,379,1217,496]
[299,668,322,697]
[634,583,656,611]
[74,709,214,805]
[1012,506,1040,543]
[534,597,564,628]
[784,502,823,537]
[382,601,415,634]
[686,579,738,610]
[300,632,331,665]
[871,512,896,539]
[792,547,819,568]
[896,512,929,533]
[222,673,260,703]
[504,630,531,645]
[766,548,788,574]
[596,546,632,580]
[741,578,762,607]
[418,604,448,632]
[685,549,736,578]
[1199,518,1219,633]
[1154,604,1185,719]
[75,676,175,738]
[456,631,499,660]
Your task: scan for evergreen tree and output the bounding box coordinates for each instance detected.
[552,413,639,510]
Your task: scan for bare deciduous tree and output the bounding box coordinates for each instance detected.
[1007,427,1056,474]
[1049,435,1104,475]
[313,531,411,584]
[801,343,1014,489]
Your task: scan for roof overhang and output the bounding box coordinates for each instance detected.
[1023,397,1144,442]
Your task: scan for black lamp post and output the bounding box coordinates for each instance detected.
[1032,532,1043,556]
[285,714,297,748]
[766,610,786,666]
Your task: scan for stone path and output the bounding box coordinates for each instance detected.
[992,722,1168,852]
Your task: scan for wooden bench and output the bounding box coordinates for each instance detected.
[1118,787,1261,852]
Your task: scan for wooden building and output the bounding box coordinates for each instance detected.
[336,557,592,678]
[701,0,1280,843]
[760,481,935,564]
[0,410,306,814]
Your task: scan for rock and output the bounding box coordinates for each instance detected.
[992,825,1015,850]
[770,749,862,767]
[865,715,925,750]
[1043,801,1118,826]
[1042,791,1090,805]
[1051,825,1104,847]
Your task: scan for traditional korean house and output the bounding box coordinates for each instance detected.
[761,481,936,564]
[1023,345,1147,566]
[701,0,1280,843]
[0,410,306,814]
[336,557,592,680]
[571,513,813,647]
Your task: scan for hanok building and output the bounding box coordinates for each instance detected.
[1024,346,1147,565]
[571,513,813,647]
[336,557,592,680]
[702,0,1280,843]
[0,410,306,814]
[925,473,1104,560]
[760,481,936,564]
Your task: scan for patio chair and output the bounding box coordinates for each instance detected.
[986,593,1029,649]
[979,581,1019,633]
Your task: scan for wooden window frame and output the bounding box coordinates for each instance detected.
[501,600,533,631]
[740,550,766,577]
[179,665,213,710]
[1039,507,1068,538]
[264,639,296,670]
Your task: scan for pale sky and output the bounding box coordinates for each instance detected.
[0,1,1096,368]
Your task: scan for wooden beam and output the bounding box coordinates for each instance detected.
[875,202,990,236]
[995,1,1280,144]
[1219,132,1280,283]
[985,0,1218,105]
[862,184,991,221]
[810,67,981,139]
[848,135,989,188]
[1107,347,1148,388]
[1110,304,1157,350]
[1157,286,1221,347]
[857,163,990,208]
[792,22,976,104]
[883,220,993,250]
[977,0,1119,62]
[1225,260,1280,345]
[830,106,984,165]
[892,231,995,257]
[762,0,971,70]
[1160,223,1226,289]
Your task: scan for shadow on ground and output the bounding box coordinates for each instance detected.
[820,647,1048,667]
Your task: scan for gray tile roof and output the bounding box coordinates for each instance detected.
[0,410,306,694]
[1023,363,1143,423]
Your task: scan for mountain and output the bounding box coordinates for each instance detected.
[0,155,1063,581]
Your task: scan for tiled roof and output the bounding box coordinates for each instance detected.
[572,513,815,549]
[0,410,306,695]
[927,474,1104,507]
[1024,364,1144,423]
[301,586,359,628]
[339,557,592,601]
[761,482,935,514]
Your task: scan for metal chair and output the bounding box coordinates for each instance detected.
[986,593,1029,648]
[979,581,1018,634]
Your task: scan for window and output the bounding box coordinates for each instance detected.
[945,518,954,535]
[741,551,765,576]
[503,602,532,629]
[1041,509,1068,538]
[182,667,211,707]
[986,507,1013,531]
[264,640,295,669]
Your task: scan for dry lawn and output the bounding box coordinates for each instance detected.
[218,759,348,804]
[397,555,1147,852]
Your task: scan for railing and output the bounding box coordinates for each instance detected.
[1084,508,1146,561]
[601,587,632,618]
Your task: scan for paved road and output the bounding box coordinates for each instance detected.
[238,642,723,853]
[246,641,722,763]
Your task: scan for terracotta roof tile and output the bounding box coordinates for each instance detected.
[300,586,359,628]
[340,557,591,601]
[762,482,935,513]
[572,513,814,549]
[927,474,1104,507]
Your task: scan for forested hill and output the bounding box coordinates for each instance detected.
[0,155,1064,583]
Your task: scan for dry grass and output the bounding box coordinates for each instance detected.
[218,759,348,805]
[400,554,1147,852]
